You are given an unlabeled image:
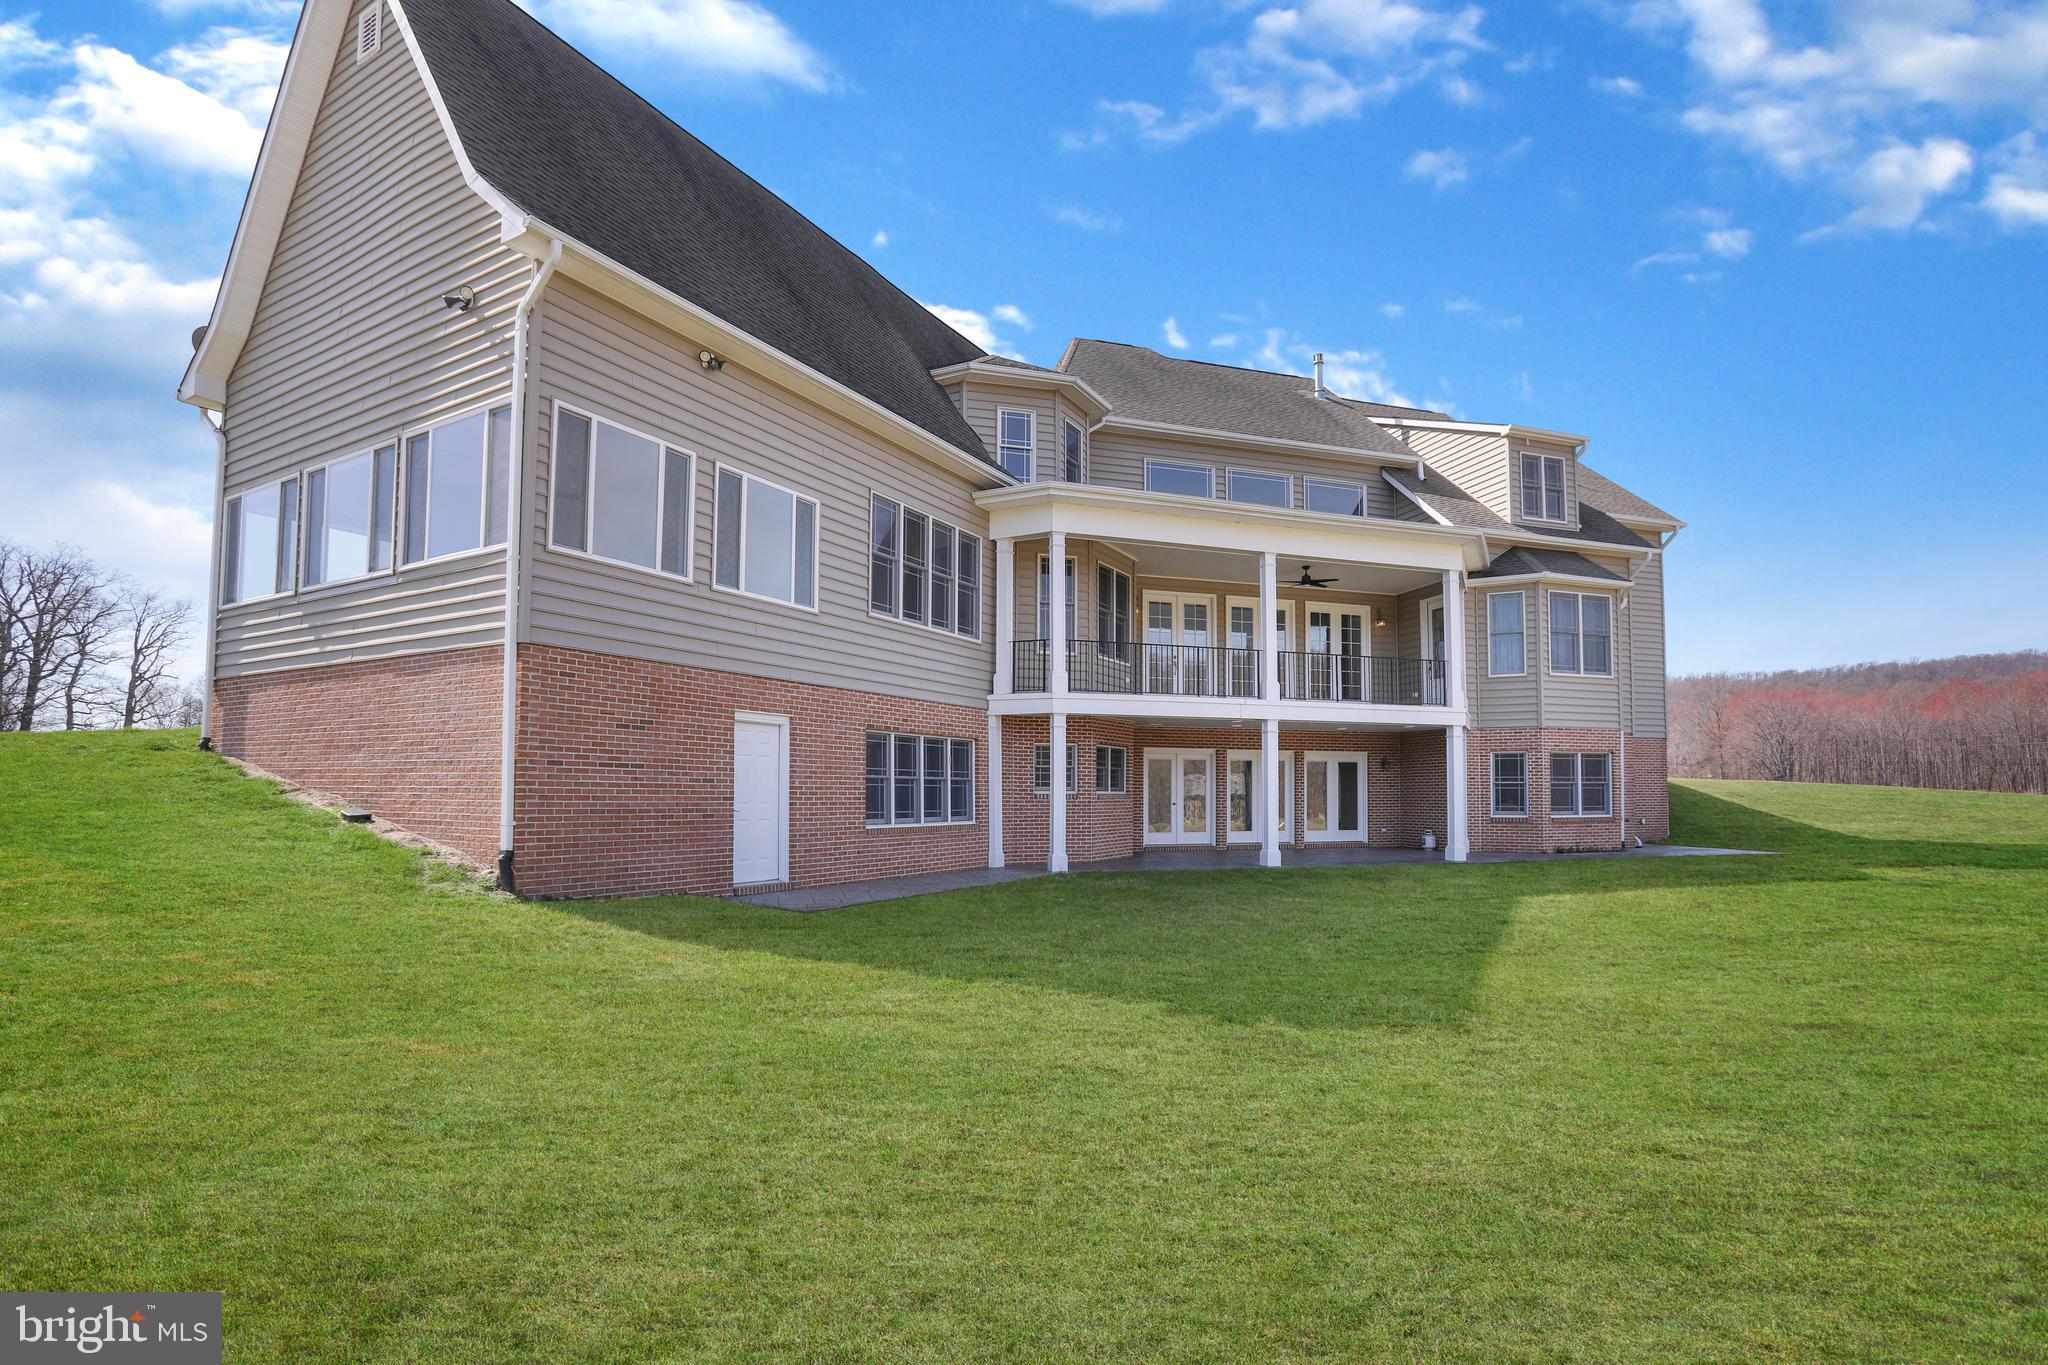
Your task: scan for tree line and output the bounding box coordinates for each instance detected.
[1673,652,2048,794]
[0,541,198,732]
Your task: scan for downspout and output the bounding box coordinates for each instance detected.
[196,406,227,750]
[497,239,563,894]
[1617,586,1631,848]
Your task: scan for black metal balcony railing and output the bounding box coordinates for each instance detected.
[1010,640,1449,706]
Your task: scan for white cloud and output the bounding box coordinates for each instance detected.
[55,42,270,176]
[1404,147,1468,189]
[1591,73,1645,97]
[532,0,832,90]
[1444,296,1522,330]
[1636,208,1754,274]
[921,302,1029,358]
[1208,331,1239,347]
[1162,315,1189,349]
[1703,225,1752,257]
[870,229,888,247]
[0,18,60,68]
[1511,369,1534,402]
[1047,203,1124,231]
[1812,137,1975,234]
[1235,328,1414,407]
[1983,132,2048,228]
[1377,301,1405,319]
[993,303,1032,330]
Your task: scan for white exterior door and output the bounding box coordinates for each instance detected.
[1301,604,1369,701]
[1302,751,1368,843]
[732,714,788,885]
[1225,750,1293,845]
[1143,593,1213,694]
[1143,749,1213,846]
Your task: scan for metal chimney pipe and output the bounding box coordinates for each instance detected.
[1312,352,1326,399]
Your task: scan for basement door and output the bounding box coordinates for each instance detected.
[1225,750,1294,845]
[732,713,789,886]
[1302,751,1368,844]
[1143,749,1213,846]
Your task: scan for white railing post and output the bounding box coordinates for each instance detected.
[1049,712,1069,872]
[987,713,1004,868]
[1260,717,1281,868]
[994,537,1015,693]
[1048,530,1068,696]
[1260,551,1279,701]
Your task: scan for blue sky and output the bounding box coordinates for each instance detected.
[2,0,2045,680]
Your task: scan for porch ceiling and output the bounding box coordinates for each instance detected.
[1096,540,1441,596]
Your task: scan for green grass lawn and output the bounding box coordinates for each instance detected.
[2,731,2044,1361]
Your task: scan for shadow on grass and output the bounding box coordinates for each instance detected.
[558,786,2045,1033]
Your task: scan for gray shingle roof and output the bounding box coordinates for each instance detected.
[1474,547,1628,582]
[1382,468,1653,550]
[402,0,989,461]
[1575,463,1679,524]
[1059,340,1431,456]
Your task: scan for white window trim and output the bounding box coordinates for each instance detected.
[865,491,981,641]
[1061,417,1087,483]
[1143,458,1216,500]
[1547,589,1613,677]
[1550,752,1614,818]
[297,444,399,594]
[865,731,977,829]
[1032,741,1079,794]
[545,400,696,583]
[1486,590,1527,677]
[1519,451,1569,524]
[1304,476,1369,518]
[1095,744,1129,795]
[398,400,507,572]
[1490,751,1529,818]
[711,461,821,614]
[1224,467,1293,509]
[997,408,1037,481]
[221,474,301,606]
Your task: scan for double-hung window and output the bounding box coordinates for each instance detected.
[549,405,693,577]
[870,495,979,638]
[713,466,817,609]
[1549,591,1612,675]
[1095,745,1128,795]
[1520,453,1567,522]
[303,445,396,588]
[1145,460,1213,499]
[1096,564,1132,655]
[1226,469,1291,507]
[866,731,974,826]
[1487,591,1526,676]
[1038,556,1076,640]
[402,405,510,564]
[221,476,300,604]
[998,410,1035,481]
[1032,742,1079,793]
[1550,752,1612,816]
[1491,752,1528,816]
[1062,420,1085,482]
[1305,478,1367,516]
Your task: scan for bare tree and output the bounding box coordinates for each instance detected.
[115,588,193,730]
[57,585,125,730]
[1,544,111,731]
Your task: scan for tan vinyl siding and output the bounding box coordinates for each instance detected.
[1391,428,1509,520]
[1467,586,1538,727]
[524,277,995,708]
[958,380,1057,481]
[1628,549,1669,737]
[1088,429,1405,517]
[1540,585,1623,728]
[216,0,523,677]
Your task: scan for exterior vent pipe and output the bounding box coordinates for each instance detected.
[1312,352,1326,399]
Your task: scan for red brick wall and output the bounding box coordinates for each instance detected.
[1468,727,1646,853]
[513,644,993,899]
[998,715,1142,865]
[1626,735,1671,842]
[1395,731,1447,849]
[211,646,503,864]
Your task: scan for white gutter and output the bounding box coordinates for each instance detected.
[196,406,228,749]
[497,239,562,893]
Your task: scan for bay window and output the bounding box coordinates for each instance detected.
[549,405,693,577]
[713,465,817,609]
[303,445,396,588]
[1488,591,1526,676]
[1032,742,1078,793]
[1549,591,1612,675]
[1062,419,1085,482]
[998,410,1034,481]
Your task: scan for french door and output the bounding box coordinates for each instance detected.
[1143,749,1213,845]
[1143,593,1213,695]
[1301,605,1368,701]
[1225,750,1293,845]
[1301,751,1368,843]
[1224,600,1288,698]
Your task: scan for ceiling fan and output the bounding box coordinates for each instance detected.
[1295,564,1338,588]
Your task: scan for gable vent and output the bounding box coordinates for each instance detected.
[356,6,383,63]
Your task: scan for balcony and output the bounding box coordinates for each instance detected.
[1011,640,1447,706]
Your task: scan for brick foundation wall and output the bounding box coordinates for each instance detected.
[1626,735,1671,842]
[211,646,503,865]
[513,644,993,899]
[1467,727,1656,854]
[1394,731,1447,849]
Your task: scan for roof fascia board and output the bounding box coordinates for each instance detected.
[1098,414,1422,467]
[1375,416,1592,446]
[178,0,354,408]
[1474,572,1628,589]
[929,361,1112,419]
[532,233,1007,488]
[1488,527,1652,557]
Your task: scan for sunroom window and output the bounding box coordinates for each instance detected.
[304,445,396,588]
[221,476,299,604]
[549,406,693,577]
[402,406,510,564]
[714,466,817,608]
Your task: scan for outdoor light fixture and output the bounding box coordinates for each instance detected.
[699,350,726,372]
[1373,607,1388,629]
[441,284,476,312]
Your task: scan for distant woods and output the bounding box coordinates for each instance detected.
[0,541,197,733]
[1673,651,2048,794]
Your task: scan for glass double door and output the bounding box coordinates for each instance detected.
[1143,593,1212,695]
[1225,751,1293,845]
[1301,607,1369,701]
[1144,749,1212,845]
[1302,751,1368,843]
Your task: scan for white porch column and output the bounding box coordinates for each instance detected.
[1441,568,1468,713]
[1048,529,1068,696]
[987,713,1005,868]
[1259,551,1279,701]
[1049,711,1069,872]
[1446,723,1470,862]
[994,537,1015,694]
[1259,717,1281,868]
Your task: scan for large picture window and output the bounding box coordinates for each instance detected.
[1488,591,1526,676]
[865,731,974,826]
[1491,752,1528,816]
[1550,752,1612,816]
[402,405,510,565]
[1145,460,1213,499]
[549,405,693,577]
[1549,591,1613,675]
[870,495,979,639]
[303,445,395,588]
[713,466,817,609]
[1305,478,1366,517]
[1521,453,1567,522]
[998,410,1034,481]
[1226,469,1291,508]
[221,476,300,604]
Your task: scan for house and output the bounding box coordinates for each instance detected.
[179,0,1683,898]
